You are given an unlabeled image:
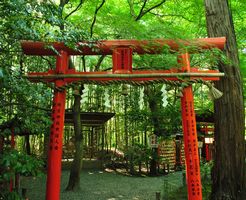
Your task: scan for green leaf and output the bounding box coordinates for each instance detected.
[0,68,3,78]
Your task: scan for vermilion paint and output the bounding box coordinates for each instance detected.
[45,51,68,200]
[21,37,226,56]
[21,38,225,200]
[179,53,202,200]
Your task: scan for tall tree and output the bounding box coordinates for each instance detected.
[204,0,245,199]
[64,0,106,191]
[128,0,168,176]
[59,0,85,191]
[66,85,83,191]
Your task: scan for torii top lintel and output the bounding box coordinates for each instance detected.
[21,37,226,56]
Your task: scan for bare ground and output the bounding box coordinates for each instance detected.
[20,169,183,200]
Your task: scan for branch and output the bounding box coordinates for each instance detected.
[82,56,86,72]
[127,0,137,18]
[135,0,147,21]
[136,0,166,21]
[149,11,194,22]
[41,56,53,69]
[58,0,70,30]
[19,54,24,75]
[102,67,112,71]
[95,55,105,71]
[90,0,106,38]
[59,0,69,18]
[64,0,84,20]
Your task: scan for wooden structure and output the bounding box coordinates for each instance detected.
[63,112,115,159]
[65,112,115,126]
[21,37,225,200]
[158,139,177,170]
[200,123,214,162]
[196,112,215,162]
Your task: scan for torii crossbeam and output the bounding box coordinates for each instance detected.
[21,37,225,200]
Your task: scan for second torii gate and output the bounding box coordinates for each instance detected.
[21,37,225,200]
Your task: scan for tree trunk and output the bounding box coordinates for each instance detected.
[204,1,246,199]
[124,94,128,149]
[66,87,83,191]
[0,135,4,154]
[145,86,164,137]
[43,132,49,168]
[149,148,158,176]
[25,135,31,155]
[145,86,163,176]
[175,140,182,170]
[0,135,6,193]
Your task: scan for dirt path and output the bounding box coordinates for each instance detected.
[21,170,183,200]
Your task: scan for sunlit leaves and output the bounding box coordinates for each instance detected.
[0,0,244,145]
[0,149,44,179]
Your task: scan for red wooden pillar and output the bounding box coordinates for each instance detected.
[205,145,211,162]
[179,53,202,200]
[46,51,68,200]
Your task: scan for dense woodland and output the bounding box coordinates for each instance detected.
[0,0,245,199]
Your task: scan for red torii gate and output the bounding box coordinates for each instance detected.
[21,37,225,200]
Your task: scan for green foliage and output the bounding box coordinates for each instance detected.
[1,0,236,142]
[124,143,152,165]
[0,68,3,78]
[164,162,214,200]
[0,148,44,199]
[0,149,44,180]
[0,190,23,200]
[240,54,246,76]
[0,0,60,137]
[200,161,213,198]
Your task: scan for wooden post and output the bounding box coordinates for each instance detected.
[156,191,161,200]
[46,51,68,200]
[179,53,202,200]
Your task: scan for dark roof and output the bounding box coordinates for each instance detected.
[0,112,115,136]
[64,112,115,126]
